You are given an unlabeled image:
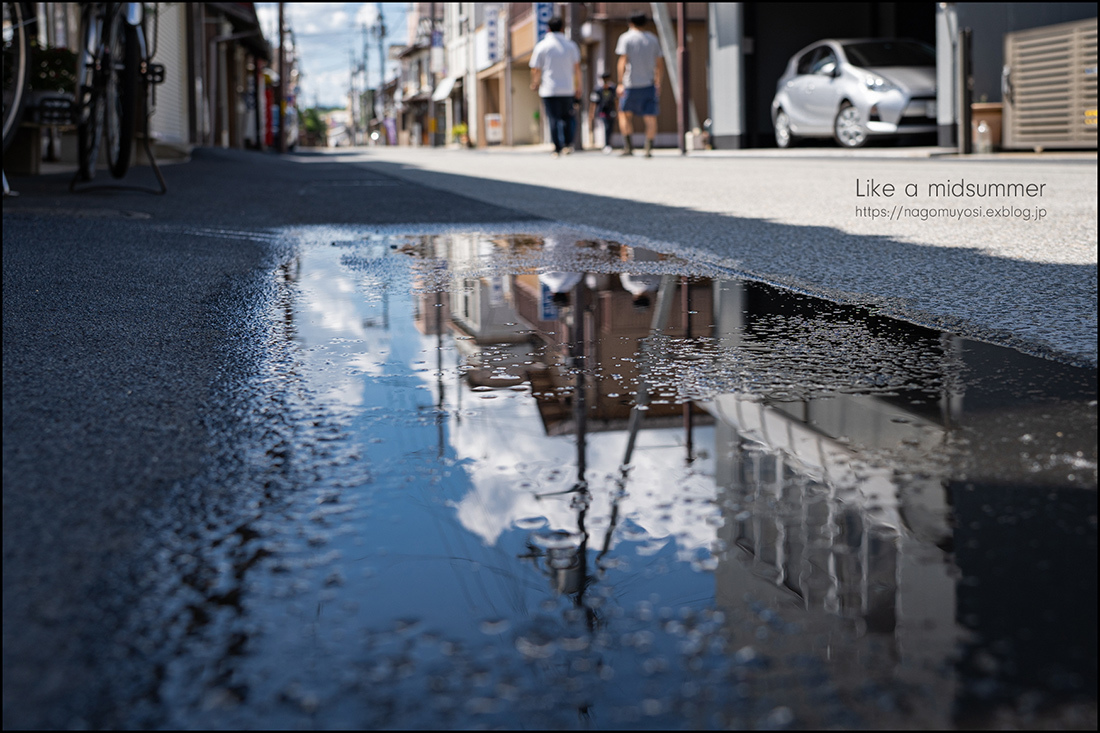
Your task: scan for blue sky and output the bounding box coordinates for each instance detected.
[256,3,410,109]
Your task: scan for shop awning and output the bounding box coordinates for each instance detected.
[431,75,460,102]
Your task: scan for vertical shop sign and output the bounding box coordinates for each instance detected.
[485,5,500,64]
[536,2,553,43]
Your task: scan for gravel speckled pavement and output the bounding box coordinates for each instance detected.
[354,145,1098,366]
[2,148,536,729]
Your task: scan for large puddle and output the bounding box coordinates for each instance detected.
[156,230,1096,729]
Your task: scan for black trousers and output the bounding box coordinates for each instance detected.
[542,96,576,152]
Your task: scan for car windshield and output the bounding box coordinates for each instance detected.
[842,41,934,67]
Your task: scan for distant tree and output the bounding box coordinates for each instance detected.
[301,107,327,147]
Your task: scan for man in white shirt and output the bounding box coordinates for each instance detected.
[615,13,663,157]
[529,16,581,157]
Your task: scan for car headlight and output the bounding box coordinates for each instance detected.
[864,75,898,92]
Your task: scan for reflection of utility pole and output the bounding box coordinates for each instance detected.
[571,277,589,487]
[681,275,694,461]
[436,288,445,458]
[623,274,678,466]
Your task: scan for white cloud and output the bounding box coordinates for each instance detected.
[255,2,403,109]
[255,3,277,40]
[355,4,381,27]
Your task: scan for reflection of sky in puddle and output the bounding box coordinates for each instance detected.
[292,240,723,566]
[199,229,1095,729]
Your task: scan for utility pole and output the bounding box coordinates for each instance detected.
[676,3,689,154]
[349,49,357,145]
[568,3,582,150]
[503,4,512,146]
[276,2,286,153]
[427,2,437,146]
[362,24,371,133]
[376,2,386,102]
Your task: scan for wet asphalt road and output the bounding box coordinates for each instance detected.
[2,149,536,728]
[2,148,1096,729]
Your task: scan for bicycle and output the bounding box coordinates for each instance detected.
[2,1,35,154]
[75,2,144,181]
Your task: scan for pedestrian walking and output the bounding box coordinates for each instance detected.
[529,16,581,158]
[589,73,617,153]
[615,13,663,157]
[620,245,664,308]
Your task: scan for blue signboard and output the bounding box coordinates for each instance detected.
[485,5,499,63]
[539,281,559,321]
[535,2,553,43]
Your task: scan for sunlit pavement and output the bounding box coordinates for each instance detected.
[295,144,1098,366]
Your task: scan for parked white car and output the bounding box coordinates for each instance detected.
[771,38,938,148]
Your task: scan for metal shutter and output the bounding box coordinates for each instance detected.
[1003,16,1097,150]
[149,3,190,152]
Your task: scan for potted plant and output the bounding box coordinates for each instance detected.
[453,122,469,147]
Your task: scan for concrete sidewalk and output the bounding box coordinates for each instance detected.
[336,145,1097,365]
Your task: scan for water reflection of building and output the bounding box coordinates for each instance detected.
[703,278,959,728]
[511,263,715,436]
[396,233,1095,725]
[701,277,1097,727]
[403,234,723,573]
[412,233,718,436]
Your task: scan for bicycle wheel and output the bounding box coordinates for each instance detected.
[76,3,104,181]
[2,1,31,153]
[104,8,138,179]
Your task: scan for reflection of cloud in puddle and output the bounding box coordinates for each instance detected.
[319,377,365,410]
[303,289,368,338]
[443,381,720,561]
[299,251,369,341]
[348,352,387,377]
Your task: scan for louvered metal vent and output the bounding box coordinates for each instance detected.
[1002,17,1097,150]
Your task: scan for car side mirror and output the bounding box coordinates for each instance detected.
[818,62,838,77]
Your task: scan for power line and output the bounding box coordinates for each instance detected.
[291,29,359,38]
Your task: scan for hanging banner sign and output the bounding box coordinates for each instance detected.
[484,4,500,64]
[535,2,553,43]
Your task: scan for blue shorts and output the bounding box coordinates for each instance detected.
[620,85,658,116]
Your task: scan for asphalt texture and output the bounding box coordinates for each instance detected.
[2,148,537,729]
[2,145,1096,727]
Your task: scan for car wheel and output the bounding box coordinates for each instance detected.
[774,109,796,149]
[833,102,867,148]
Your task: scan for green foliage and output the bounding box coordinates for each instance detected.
[301,107,326,135]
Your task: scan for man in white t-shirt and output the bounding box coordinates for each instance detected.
[615,13,663,157]
[529,16,581,157]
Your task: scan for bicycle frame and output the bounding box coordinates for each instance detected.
[71,1,166,192]
[2,1,37,153]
